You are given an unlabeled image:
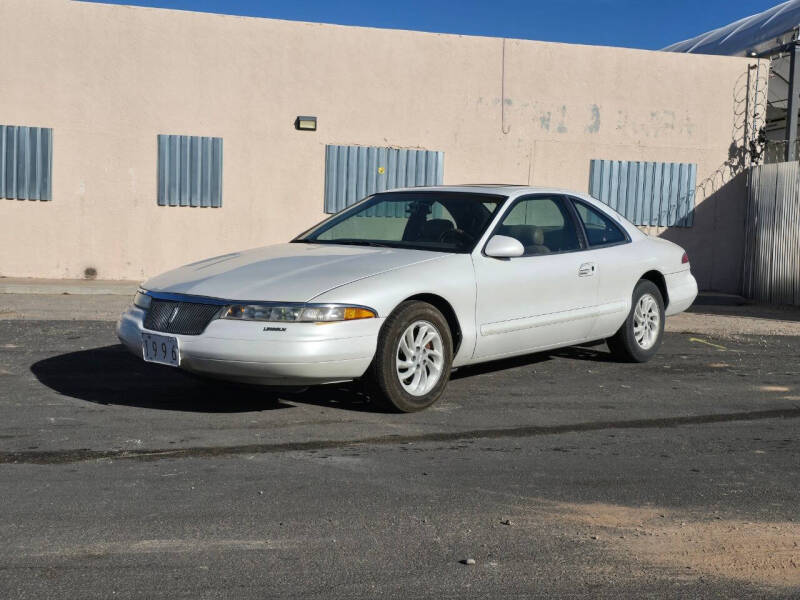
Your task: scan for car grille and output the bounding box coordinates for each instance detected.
[143,300,222,335]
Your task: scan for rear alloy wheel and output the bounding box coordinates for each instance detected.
[368,301,453,412]
[632,293,661,350]
[607,279,665,362]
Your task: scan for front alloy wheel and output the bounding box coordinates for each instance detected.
[396,320,445,396]
[368,301,453,412]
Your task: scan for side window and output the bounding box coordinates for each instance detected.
[573,200,627,246]
[496,196,581,255]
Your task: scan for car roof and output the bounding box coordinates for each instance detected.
[381,184,586,198]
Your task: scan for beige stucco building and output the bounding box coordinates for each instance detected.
[0,0,764,292]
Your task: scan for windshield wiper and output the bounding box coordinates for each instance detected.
[312,239,389,248]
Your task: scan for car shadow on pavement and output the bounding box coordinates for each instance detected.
[451,342,616,380]
[289,385,397,413]
[28,343,399,414]
[30,342,619,414]
[288,343,619,412]
[30,345,293,413]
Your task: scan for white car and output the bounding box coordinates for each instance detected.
[117,186,697,412]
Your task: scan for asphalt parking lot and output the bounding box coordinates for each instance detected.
[1,296,799,598]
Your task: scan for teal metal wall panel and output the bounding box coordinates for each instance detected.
[158,135,223,208]
[589,159,697,227]
[0,125,52,201]
[324,145,444,214]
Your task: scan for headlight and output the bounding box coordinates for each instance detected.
[222,304,376,323]
[133,291,152,310]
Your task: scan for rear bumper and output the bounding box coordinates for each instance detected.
[116,306,381,385]
[665,269,698,316]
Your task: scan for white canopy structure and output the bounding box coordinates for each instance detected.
[665,1,800,161]
[664,0,800,56]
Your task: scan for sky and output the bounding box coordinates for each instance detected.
[79,0,786,50]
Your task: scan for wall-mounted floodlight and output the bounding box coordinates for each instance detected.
[295,116,317,131]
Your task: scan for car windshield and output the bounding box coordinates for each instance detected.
[293,191,506,253]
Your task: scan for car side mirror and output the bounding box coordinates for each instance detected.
[484,235,525,258]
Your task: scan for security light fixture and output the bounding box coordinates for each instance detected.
[295,116,317,131]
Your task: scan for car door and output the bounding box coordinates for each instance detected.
[568,196,637,339]
[472,194,599,360]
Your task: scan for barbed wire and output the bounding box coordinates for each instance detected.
[696,62,768,200]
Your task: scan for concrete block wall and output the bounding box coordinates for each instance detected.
[0,0,762,292]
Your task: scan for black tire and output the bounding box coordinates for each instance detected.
[366,301,453,413]
[607,279,665,363]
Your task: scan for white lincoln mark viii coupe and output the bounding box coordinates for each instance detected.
[118,186,698,412]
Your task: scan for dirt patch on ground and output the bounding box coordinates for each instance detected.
[544,501,800,590]
[667,312,800,338]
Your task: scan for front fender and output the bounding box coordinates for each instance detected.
[308,254,477,366]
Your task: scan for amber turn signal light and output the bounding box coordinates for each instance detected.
[343,307,376,320]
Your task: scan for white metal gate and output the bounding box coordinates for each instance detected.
[743,161,800,305]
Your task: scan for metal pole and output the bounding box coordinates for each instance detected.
[785,43,800,161]
[751,61,762,161]
[745,65,752,165]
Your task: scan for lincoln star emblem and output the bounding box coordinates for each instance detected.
[168,306,180,323]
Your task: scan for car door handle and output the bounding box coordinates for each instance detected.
[578,262,596,277]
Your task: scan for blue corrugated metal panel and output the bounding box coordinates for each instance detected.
[0,124,52,201]
[642,162,654,226]
[588,159,697,227]
[324,145,444,214]
[158,135,222,208]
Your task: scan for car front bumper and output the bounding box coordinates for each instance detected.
[116,306,382,385]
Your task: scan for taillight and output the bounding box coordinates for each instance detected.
[681,251,689,264]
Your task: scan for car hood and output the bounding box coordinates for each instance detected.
[142,243,445,302]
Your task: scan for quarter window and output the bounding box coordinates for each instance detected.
[496,196,581,255]
[573,200,627,247]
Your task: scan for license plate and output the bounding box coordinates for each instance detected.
[142,333,180,367]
